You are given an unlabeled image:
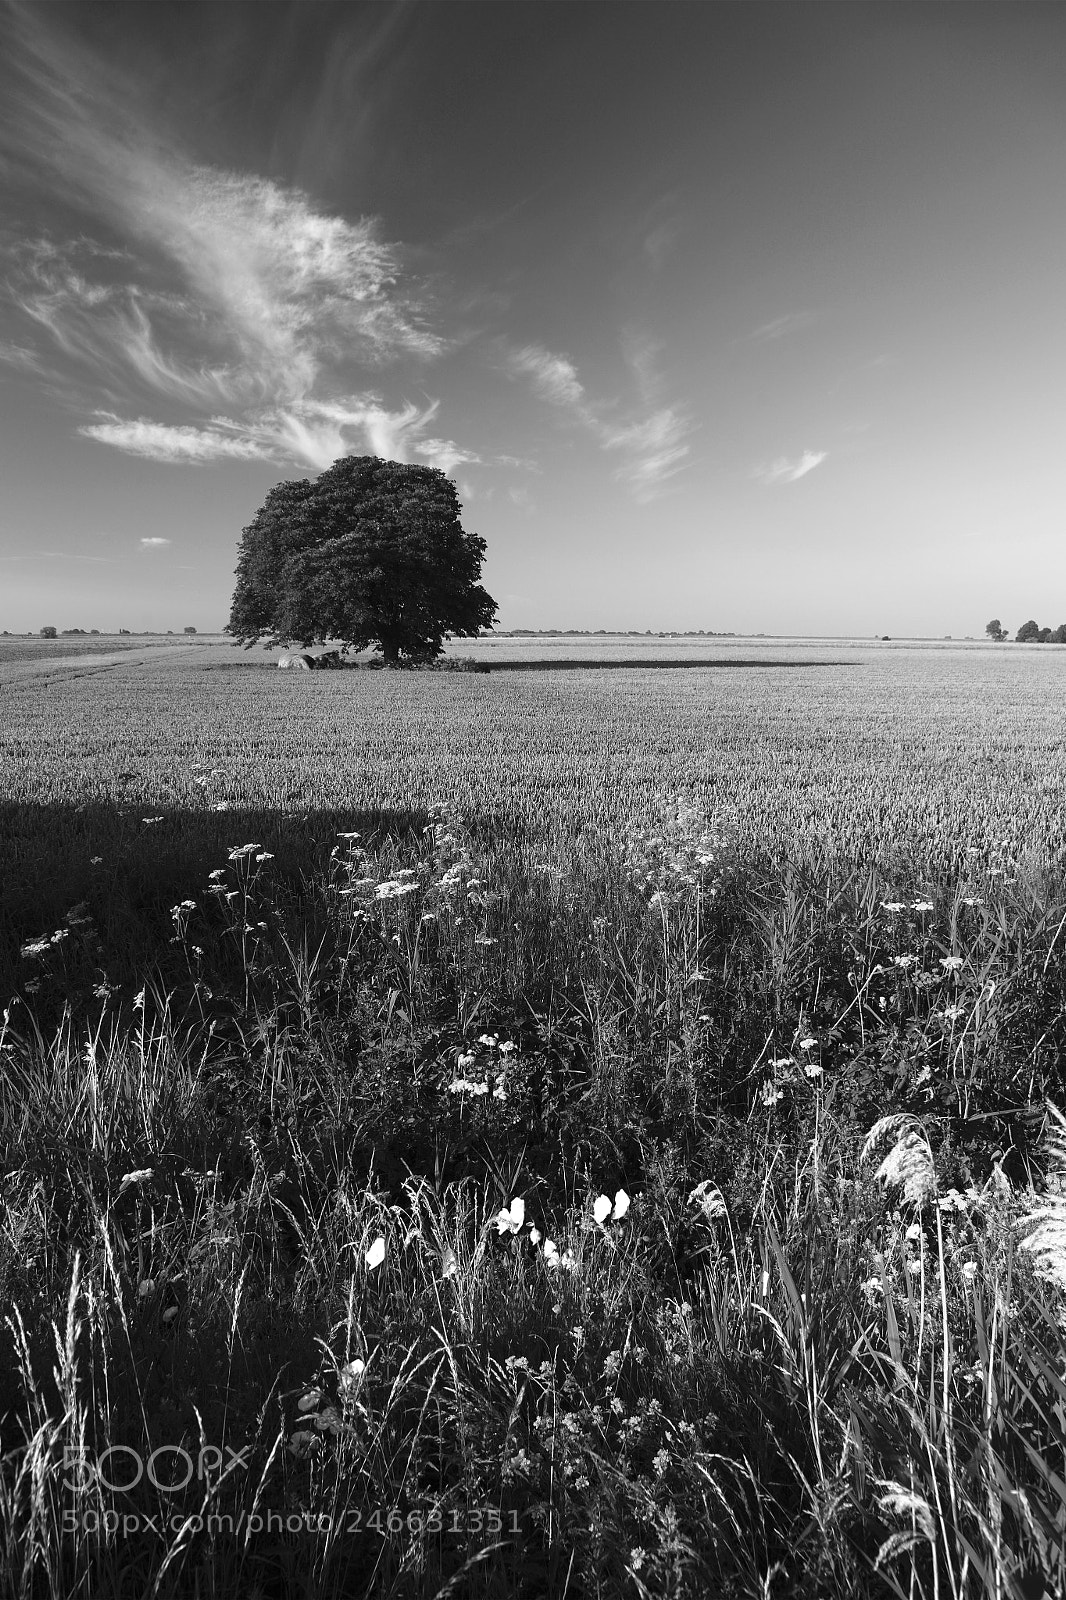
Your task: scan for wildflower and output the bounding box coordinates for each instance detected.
[906,1259,922,1277]
[495,1197,525,1235]
[162,1306,178,1323]
[287,1430,321,1458]
[475,935,497,946]
[142,816,163,826]
[905,1222,923,1242]
[365,1236,386,1270]
[861,1276,883,1303]
[255,852,274,863]
[440,1248,458,1279]
[893,954,918,969]
[587,1189,630,1224]
[227,844,261,860]
[798,1036,817,1049]
[339,1358,366,1397]
[880,902,906,913]
[961,896,983,907]
[499,1040,516,1054]
[298,1388,323,1413]
[213,801,230,811]
[457,1052,476,1070]
[912,900,934,912]
[137,1279,155,1298]
[90,856,103,865]
[207,869,226,881]
[20,940,51,959]
[133,989,145,1010]
[337,831,361,841]
[804,1064,823,1079]
[528,1227,541,1246]
[939,955,964,971]
[478,1035,499,1048]
[959,1261,978,1284]
[769,1056,793,1069]
[760,1083,785,1107]
[314,1406,342,1436]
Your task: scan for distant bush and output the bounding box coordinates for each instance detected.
[184,626,197,634]
[39,626,56,638]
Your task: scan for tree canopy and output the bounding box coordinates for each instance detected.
[227,457,497,662]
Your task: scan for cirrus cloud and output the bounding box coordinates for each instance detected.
[755,450,828,485]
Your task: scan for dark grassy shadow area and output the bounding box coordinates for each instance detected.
[0,800,430,1003]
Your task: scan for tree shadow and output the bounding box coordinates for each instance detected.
[0,800,430,1001]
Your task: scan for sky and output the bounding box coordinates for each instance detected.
[1,1,1065,636]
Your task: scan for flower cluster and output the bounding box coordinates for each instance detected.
[623,796,723,906]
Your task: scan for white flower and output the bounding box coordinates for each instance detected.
[227,844,261,859]
[880,902,906,913]
[912,900,934,913]
[365,1236,386,1270]
[804,1064,823,1079]
[499,1040,516,1054]
[612,1189,631,1220]
[478,1035,499,1047]
[440,1248,458,1280]
[893,954,918,969]
[528,1227,541,1246]
[861,1275,883,1303]
[905,1222,923,1242]
[798,1037,817,1049]
[769,1056,794,1069]
[495,1198,525,1235]
[959,1261,978,1284]
[760,1083,785,1107]
[133,989,145,1010]
[142,816,163,826]
[593,1195,612,1225]
[339,1358,366,1394]
[457,1052,476,1070]
[939,955,964,971]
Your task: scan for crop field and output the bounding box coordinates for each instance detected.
[1,639,1066,1599]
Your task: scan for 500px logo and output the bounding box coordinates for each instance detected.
[62,1445,250,1495]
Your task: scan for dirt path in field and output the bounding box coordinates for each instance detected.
[0,643,209,686]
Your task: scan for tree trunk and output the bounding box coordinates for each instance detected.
[380,635,399,664]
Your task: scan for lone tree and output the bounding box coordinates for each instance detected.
[984,618,1007,641]
[1015,619,1041,643]
[226,456,497,663]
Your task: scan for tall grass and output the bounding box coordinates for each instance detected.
[1,800,1064,1597]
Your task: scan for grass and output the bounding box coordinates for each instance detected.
[0,643,1065,1597]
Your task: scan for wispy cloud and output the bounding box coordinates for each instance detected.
[601,408,693,501]
[751,312,819,342]
[503,336,692,500]
[0,10,458,473]
[505,343,585,408]
[755,450,828,485]
[140,536,171,546]
[415,437,482,476]
[82,416,270,463]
